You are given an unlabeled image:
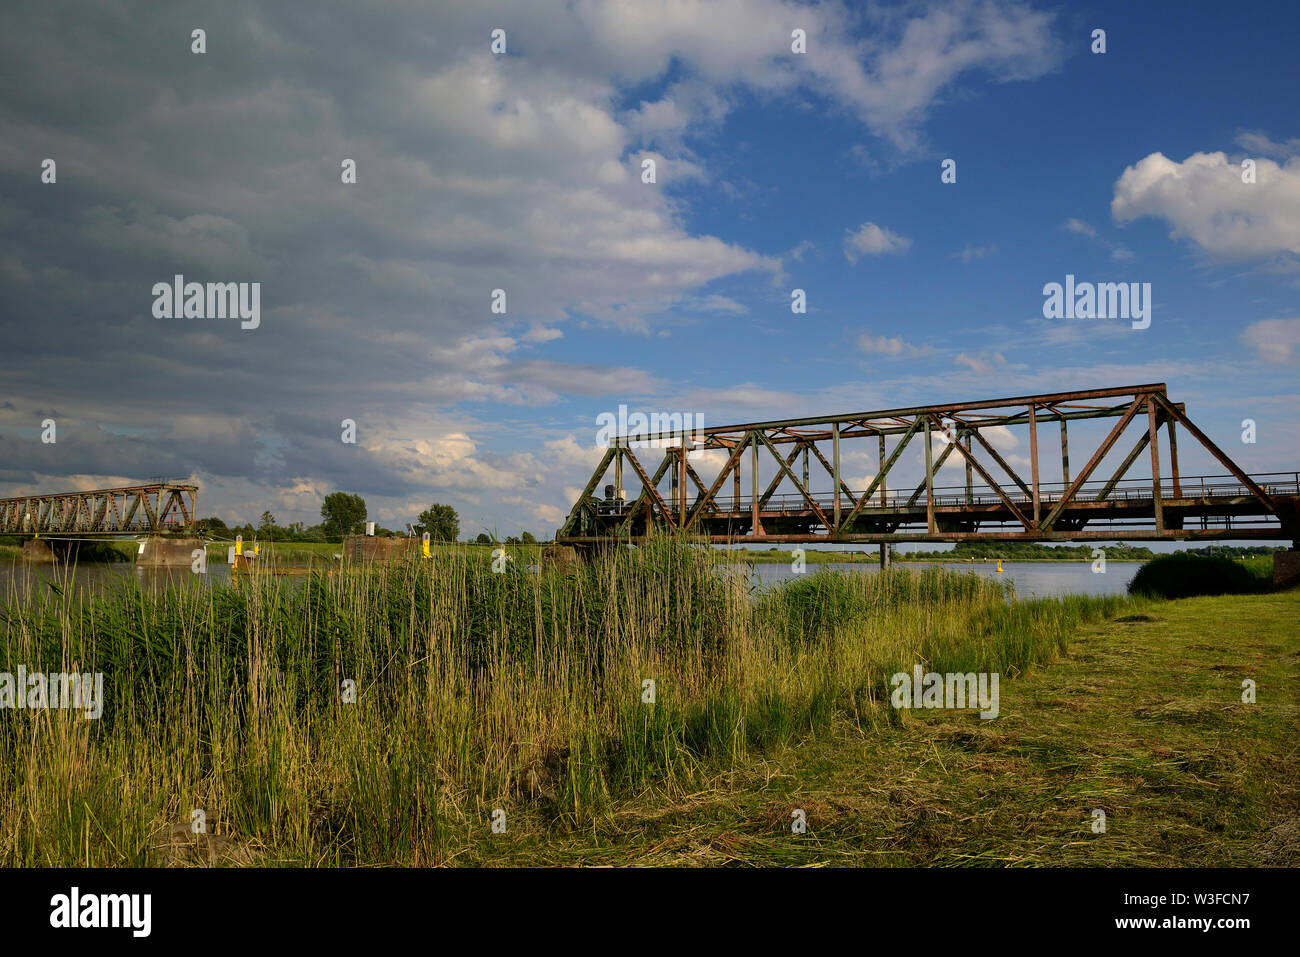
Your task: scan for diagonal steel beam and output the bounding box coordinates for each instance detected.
[930,414,1033,530]
[1153,393,1275,514]
[756,432,830,528]
[686,434,751,529]
[838,417,921,533]
[1041,394,1146,531]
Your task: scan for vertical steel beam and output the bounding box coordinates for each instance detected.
[832,423,841,528]
[924,416,936,533]
[964,433,973,505]
[678,446,687,526]
[1060,418,1070,484]
[1028,403,1041,526]
[878,433,886,504]
[751,434,762,535]
[670,450,679,506]
[802,444,809,491]
[1168,418,1182,496]
[1148,397,1164,533]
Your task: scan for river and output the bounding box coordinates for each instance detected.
[0,556,1136,601]
[748,560,1136,597]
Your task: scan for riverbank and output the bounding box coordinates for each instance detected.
[2,545,1137,866]
[459,587,1300,866]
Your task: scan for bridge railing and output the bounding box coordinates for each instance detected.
[599,471,1300,518]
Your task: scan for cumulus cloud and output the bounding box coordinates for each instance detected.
[1241,318,1300,363]
[857,333,932,357]
[1111,149,1300,263]
[844,222,912,262]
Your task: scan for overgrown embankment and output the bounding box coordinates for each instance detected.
[1,540,1143,866]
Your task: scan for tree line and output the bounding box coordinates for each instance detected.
[196,493,543,544]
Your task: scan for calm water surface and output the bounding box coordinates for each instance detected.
[748,560,1136,597]
[1,557,1135,601]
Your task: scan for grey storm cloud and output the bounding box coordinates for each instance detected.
[0,0,1062,526]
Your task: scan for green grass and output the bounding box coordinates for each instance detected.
[0,537,1128,866]
[1,538,1290,867]
[454,589,1300,866]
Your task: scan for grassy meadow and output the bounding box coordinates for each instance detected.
[0,538,1291,867]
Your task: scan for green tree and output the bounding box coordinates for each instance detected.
[321,492,367,541]
[415,503,459,541]
[475,533,492,545]
[521,531,537,545]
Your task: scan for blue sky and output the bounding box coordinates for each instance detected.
[0,0,1296,539]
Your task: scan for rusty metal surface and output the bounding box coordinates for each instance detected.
[556,384,1300,547]
[0,483,198,536]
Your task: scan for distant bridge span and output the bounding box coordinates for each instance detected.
[556,384,1300,549]
[0,482,197,537]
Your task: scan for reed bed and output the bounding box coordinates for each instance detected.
[0,538,1131,866]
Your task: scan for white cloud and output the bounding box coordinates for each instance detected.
[954,243,997,262]
[1235,131,1300,160]
[1242,318,1300,363]
[857,333,931,357]
[844,222,912,262]
[1111,150,1300,262]
[1064,218,1096,238]
[954,352,1006,375]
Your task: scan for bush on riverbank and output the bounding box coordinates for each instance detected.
[1128,553,1266,599]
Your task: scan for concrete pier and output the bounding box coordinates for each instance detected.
[343,535,419,563]
[1274,550,1300,589]
[136,536,204,568]
[21,538,56,563]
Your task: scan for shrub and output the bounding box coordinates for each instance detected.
[1128,553,1262,599]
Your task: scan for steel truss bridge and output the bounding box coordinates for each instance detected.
[557,384,1299,548]
[0,482,198,537]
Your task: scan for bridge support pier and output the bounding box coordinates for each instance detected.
[21,538,56,563]
[1274,550,1300,589]
[136,536,203,568]
[879,543,890,569]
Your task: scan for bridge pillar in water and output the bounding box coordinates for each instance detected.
[879,543,891,569]
[342,535,419,563]
[542,544,581,569]
[136,537,203,568]
[21,538,56,563]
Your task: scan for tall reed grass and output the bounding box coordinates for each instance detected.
[0,538,1132,865]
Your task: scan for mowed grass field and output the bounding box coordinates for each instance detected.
[464,589,1298,866]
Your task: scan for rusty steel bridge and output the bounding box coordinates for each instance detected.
[556,384,1299,548]
[0,482,198,537]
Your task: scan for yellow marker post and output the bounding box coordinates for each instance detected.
[254,543,260,556]
[996,559,1003,573]
[235,536,243,557]
[421,532,431,558]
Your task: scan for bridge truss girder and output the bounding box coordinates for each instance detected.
[556,384,1299,546]
[0,483,198,536]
